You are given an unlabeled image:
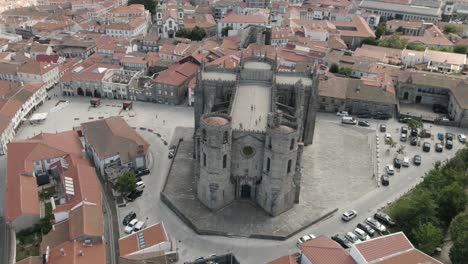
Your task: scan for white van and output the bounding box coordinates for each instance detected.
[124,219,138,234]
[133,221,146,233]
[136,181,145,190]
[342,116,357,125]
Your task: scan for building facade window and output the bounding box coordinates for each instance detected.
[287,160,292,173]
[223,155,227,168]
[266,158,270,172]
[290,138,294,150]
[203,153,206,167]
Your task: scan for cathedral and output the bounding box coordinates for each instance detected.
[193,55,319,216]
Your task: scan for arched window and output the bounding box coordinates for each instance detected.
[202,129,207,141]
[266,158,270,172]
[203,153,206,167]
[287,160,292,173]
[223,131,228,143]
[290,138,295,150]
[223,155,227,168]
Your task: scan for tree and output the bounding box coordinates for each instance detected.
[407,43,426,51]
[175,28,192,39]
[329,63,339,73]
[453,44,468,55]
[443,24,457,34]
[337,67,352,77]
[115,171,137,196]
[128,0,156,15]
[361,37,379,46]
[450,233,468,264]
[386,137,397,148]
[379,33,408,49]
[407,118,423,132]
[437,183,466,226]
[190,26,206,41]
[375,22,386,38]
[221,26,233,37]
[411,222,444,254]
[450,212,468,243]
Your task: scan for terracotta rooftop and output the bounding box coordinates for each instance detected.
[47,240,106,264]
[68,202,103,241]
[154,61,199,86]
[203,116,230,126]
[299,235,356,264]
[119,222,169,257]
[219,12,268,23]
[18,61,58,75]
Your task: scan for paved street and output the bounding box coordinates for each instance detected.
[10,94,468,263]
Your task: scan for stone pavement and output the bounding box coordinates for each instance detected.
[161,121,375,239]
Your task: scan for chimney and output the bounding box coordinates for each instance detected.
[60,248,66,256]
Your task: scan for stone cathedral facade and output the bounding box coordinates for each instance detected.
[193,55,318,216]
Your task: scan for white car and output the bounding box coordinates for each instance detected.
[337,111,349,116]
[136,180,145,190]
[124,218,138,234]
[458,134,466,143]
[385,164,395,175]
[353,228,371,241]
[297,234,316,244]
[342,210,358,221]
[385,133,392,141]
[366,217,387,233]
[402,157,410,167]
[345,232,361,244]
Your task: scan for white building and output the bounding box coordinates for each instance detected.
[105,17,149,37]
[217,13,268,36]
[155,4,184,38]
[17,61,59,90]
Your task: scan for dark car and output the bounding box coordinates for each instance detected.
[411,129,418,137]
[445,133,454,141]
[357,223,376,237]
[399,117,412,123]
[379,124,386,132]
[381,175,389,186]
[374,212,396,227]
[413,155,421,165]
[135,168,150,177]
[435,143,443,152]
[374,112,391,120]
[169,145,177,151]
[331,234,353,249]
[446,140,453,150]
[357,112,372,118]
[126,189,143,201]
[437,133,444,141]
[122,211,136,225]
[410,137,418,146]
[401,126,408,135]
[423,142,431,152]
[393,158,401,169]
[358,121,370,127]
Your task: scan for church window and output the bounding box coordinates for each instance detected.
[268,137,272,149]
[290,138,294,150]
[223,131,228,143]
[202,129,207,141]
[203,153,206,167]
[266,158,270,172]
[223,155,227,168]
[287,160,292,173]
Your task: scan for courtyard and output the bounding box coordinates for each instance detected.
[8,93,468,263]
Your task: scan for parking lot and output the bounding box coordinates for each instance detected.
[11,93,468,263]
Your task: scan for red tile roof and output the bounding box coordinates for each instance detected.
[119,222,169,257]
[353,232,414,262]
[47,240,106,264]
[299,236,356,264]
[154,61,199,86]
[219,13,268,23]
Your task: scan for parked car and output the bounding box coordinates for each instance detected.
[133,221,146,233]
[168,149,175,159]
[423,142,431,152]
[421,129,431,138]
[345,232,361,244]
[297,234,316,244]
[458,134,466,143]
[342,210,358,221]
[410,137,418,146]
[400,133,407,142]
[413,155,421,165]
[122,211,136,226]
[135,168,150,177]
[379,124,386,132]
[136,180,145,190]
[357,112,372,118]
[357,223,376,237]
[366,217,387,233]
[358,120,370,127]
[169,145,177,151]
[446,140,453,150]
[126,189,143,201]
[342,116,357,125]
[385,133,392,142]
[381,175,389,186]
[374,212,396,227]
[337,111,349,116]
[374,112,391,120]
[401,126,408,134]
[445,133,454,141]
[437,133,444,141]
[386,164,395,175]
[124,219,138,234]
[402,157,410,167]
[435,143,443,152]
[399,117,412,123]
[393,158,401,169]
[331,234,353,249]
[353,228,371,241]
[410,129,418,137]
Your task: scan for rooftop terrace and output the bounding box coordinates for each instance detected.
[230,84,271,132]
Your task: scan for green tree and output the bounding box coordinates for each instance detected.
[176,28,192,39]
[115,170,137,196]
[329,63,339,73]
[443,24,457,34]
[450,212,468,243]
[39,215,53,234]
[221,26,233,37]
[437,183,466,226]
[375,22,386,38]
[190,26,206,41]
[128,0,156,15]
[379,33,408,49]
[453,44,468,55]
[361,37,379,46]
[411,222,444,255]
[407,118,423,132]
[450,233,468,264]
[337,67,352,77]
[407,43,426,51]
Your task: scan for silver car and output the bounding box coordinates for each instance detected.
[366,217,387,233]
[353,228,371,241]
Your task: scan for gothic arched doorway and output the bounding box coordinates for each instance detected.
[241,184,251,199]
[77,87,84,96]
[94,90,101,98]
